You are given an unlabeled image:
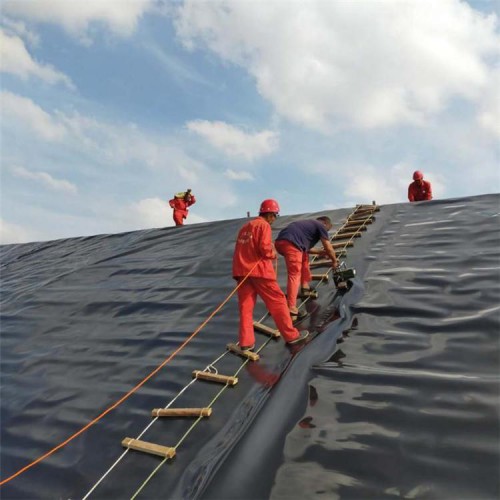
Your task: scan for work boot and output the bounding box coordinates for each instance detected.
[287,330,309,345]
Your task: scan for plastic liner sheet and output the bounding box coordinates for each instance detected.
[1,194,499,500]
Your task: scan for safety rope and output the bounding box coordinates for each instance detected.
[0,261,261,488]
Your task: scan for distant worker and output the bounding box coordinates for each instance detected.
[408,171,432,202]
[169,188,196,226]
[275,216,338,320]
[232,199,309,351]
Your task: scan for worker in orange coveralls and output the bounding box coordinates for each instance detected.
[408,171,432,202]
[169,189,196,226]
[232,199,310,351]
[275,216,338,321]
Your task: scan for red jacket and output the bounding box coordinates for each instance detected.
[169,195,196,215]
[233,217,277,279]
[408,180,432,202]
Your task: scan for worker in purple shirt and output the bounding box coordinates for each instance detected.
[275,216,338,321]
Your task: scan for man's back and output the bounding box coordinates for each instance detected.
[276,219,327,251]
[233,217,275,279]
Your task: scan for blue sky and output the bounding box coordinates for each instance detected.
[1,0,499,244]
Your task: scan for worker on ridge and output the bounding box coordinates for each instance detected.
[169,188,196,226]
[275,216,338,321]
[408,171,432,202]
[232,199,309,351]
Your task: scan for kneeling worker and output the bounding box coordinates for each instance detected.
[275,216,338,320]
[232,199,309,351]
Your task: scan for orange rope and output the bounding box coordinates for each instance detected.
[0,262,259,487]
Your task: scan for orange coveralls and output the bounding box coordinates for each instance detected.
[232,217,300,347]
[408,181,432,202]
[169,195,196,226]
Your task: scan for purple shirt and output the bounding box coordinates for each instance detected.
[276,220,329,252]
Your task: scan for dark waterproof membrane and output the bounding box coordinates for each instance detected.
[1,194,499,499]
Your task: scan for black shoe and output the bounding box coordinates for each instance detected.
[287,330,309,345]
[240,344,255,351]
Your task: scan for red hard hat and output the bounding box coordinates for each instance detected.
[259,198,280,214]
[413,170,424,181]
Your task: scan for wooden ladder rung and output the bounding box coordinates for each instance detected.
[151,408,212,418]
[192,370,238,386]
[310,259,332,268]
[353,207,379,216]
[339,224,367,231]
[310,249,347,258]
[356,203,379,209]
[332,232,362,240]
[311,273,329,281]
[332,241,354,249]
[227,343,260,361]
[122,437,176,458]
[253,321,280,338]
[347,217,374,224]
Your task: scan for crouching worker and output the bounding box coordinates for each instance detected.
[275,216,338,320]
[408,171,432,202]
[232,199,309,351]
[169,189,196,226]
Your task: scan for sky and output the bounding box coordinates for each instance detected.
[1,0,499,244]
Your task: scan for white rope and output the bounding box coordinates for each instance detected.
[81,370,203,499]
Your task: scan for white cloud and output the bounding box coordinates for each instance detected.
[344,163,446,205]
[0,218,38,244]
[2,91,240,205]
[1,91,67,141]
[129,197,173,228]
[477,69,500,139]
[1,17,40,45]
[224,169,254,181]
[175,1,500,132]
[2,0,154,41]
[0,28,74,87]
[12,166,77,194]
[1,90,194,173]
[186,120,279,161]
[128,197,208,230]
